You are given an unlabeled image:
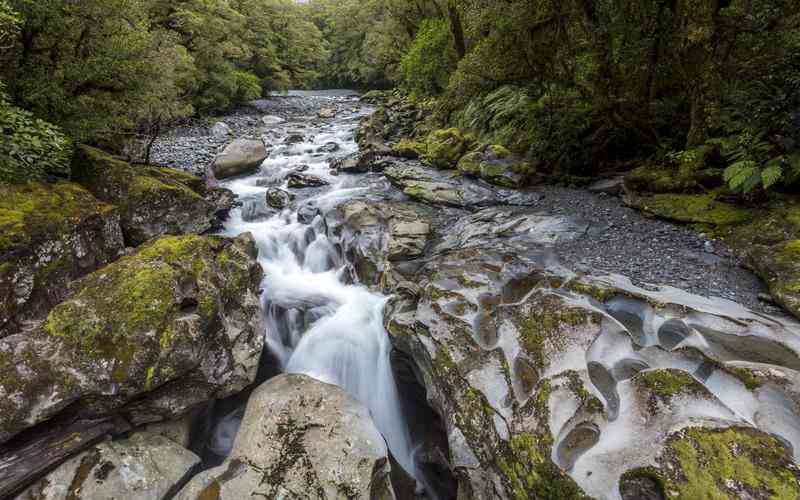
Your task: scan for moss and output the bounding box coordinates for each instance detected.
[41,235,232,386]
[0,181,113,254]
[661,427,800,500]
[779,240,800,262]
[392,138,427,159]
[424,128,470,169]
[514,297,591,372]
[629,193,752,227]
[635,369,705,400]
[624,164,698,194]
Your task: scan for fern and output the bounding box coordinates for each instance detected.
[724,160,759,192]
[761,159,783,189]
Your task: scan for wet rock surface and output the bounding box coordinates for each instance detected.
[175,374,395,500]
[0,234,264,494]
[15,432,200,500]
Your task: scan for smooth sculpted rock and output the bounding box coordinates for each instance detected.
[0,181,124,338]
[0,234,264,450]
[15,432,200,500]
[327,200,432,287]
[212,139,268,179]
[377,203,800,499]
[175,374,396,500]
[73,146,233,246]
[384,162,500,208]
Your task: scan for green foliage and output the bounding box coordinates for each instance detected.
[0,0,20,50]
[400,19,455,96]
[712,130,800,193]
[0,85,72,183]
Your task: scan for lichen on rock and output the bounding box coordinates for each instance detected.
[0,233,264,444]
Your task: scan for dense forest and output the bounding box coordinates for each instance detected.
[2,0,799,194]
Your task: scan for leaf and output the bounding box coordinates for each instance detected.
[724,160,759,193]
[761,162,783,189]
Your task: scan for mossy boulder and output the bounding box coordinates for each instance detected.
[0,181,125,338]
[391,138,428,159]
[625,192,752,227]
[175,374,395,500]
[423,128,471,169]
[0,234,264,445]
[621,427,800,500]
[457,144,530,188]
[72,146,233,246]
[624,164,722,194]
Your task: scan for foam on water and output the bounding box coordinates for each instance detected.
[219,94,419,480]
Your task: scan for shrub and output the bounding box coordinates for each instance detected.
[0,85,73,183]
[233,70,263,103]
[400,18,456,96]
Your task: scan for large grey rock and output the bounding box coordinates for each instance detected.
[0,234,264,448]
[212,139,268,179]
[327,200,432,287]
[72,146,232,246]
[175,374,396,500]
[15,432,200,500]
[0,180,124,338]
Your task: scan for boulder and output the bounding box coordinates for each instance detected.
[287,172,329,189]
[261,115,285,126]
[0,181,124,338]
[423,128,471,170]
[0,234,264,480]
[211,139,268,179]
[265,187,294,209]
[384,162,512,208]
[327,200,432,286]
[72,146,233,246]
[318,107,337,119]
[175,374,396,500]
[456,144,529,188]
[15,432,200,500]
[211,122,232,139]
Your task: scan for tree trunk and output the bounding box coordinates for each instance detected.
[446,1,466,60]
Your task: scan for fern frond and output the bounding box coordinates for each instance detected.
[724,160,759,192]
[761,161,783,189]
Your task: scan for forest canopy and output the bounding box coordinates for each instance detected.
[1,0,799,194]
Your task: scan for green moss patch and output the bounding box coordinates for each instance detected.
[627,193,752,227]
[659,427,800,500]
[424,128,470,169]
[0,181,113,254]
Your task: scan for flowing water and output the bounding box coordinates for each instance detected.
[215,92,420,485]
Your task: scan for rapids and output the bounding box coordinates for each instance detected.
[214,91,421,487]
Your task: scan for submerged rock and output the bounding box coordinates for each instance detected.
[15,432,200,500]
[73,146,232,246]
[0,234,264,446]
[0,181,124,338]
[175,374,395,500]
[211,139,268,179]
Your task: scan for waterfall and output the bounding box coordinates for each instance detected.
[219,92,419,483]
